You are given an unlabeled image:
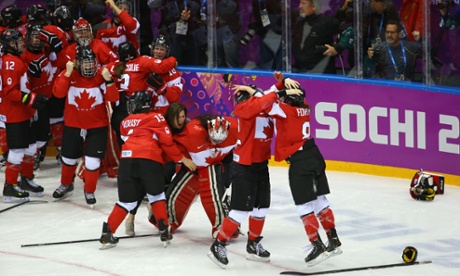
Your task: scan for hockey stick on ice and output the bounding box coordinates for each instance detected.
[0,200,48,214]
[280,260,432,275]
[21,233,157,248]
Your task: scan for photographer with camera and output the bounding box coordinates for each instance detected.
[240,0,283,70]
[438,0,459,30]
[292,0,340,74]
[366,20,421,81]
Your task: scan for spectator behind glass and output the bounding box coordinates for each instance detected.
[292,0,340,74]
[362,0,400,78]
[323,0,355,72]
[367,20,422,81]
[214,0,240,68]
[438,0,460,30]
[240,0,283,70]
[159,0,206,66]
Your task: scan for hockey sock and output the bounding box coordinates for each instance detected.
[317,207,335,235]
[301,212,320,242]
[217,217,240,243]
[60,163,77,185]
[83,168,100,193]
[248,216,265,241]
[5,162,20,184]
[107,204,128,233]
[20,155,35,179]
[50,122,63,147]
[151,200,168,226]
[0,128,8,153]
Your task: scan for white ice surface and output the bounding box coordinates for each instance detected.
[1,158,459,276]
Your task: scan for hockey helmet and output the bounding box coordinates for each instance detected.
[1,5,22,28]
[283,87,306,107]
[26,4,50,25]
[116,0,132,14]
[117,41,138,62]
[207,116,231,144]
[73,17,93,46]
[150,35,171,58]
[52,5,74,32]
[0,28,25,55]
[127,90,152,114]
[26,24,45,53]
[234,84,263,104]
[410,171,435,201]
[76,46,98,77]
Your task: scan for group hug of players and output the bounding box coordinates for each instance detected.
[0,0,342,269]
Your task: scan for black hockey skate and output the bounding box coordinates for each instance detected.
[158,220,172,247]
[3,183,30,203]
[246,236,271,262]
[99,222,119,250]
[208,239,228,269]
[326,228,342,256]
[52,183,74,200]
[304,236,330,267]
[84,191,97,209]
[20,177,44,197]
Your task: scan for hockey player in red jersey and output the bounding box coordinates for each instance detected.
[208,82,303,268]
[21,23,63,170]
[0,5,28,35]
[51,46,119,207]
[267,77,342,266]
[147,35,183,114]
[96,0,140,53]
[99,91,196,249]
[107,41,177,147]
[1,29,48,203]
[60,17,118,70]
[161,103,237,237]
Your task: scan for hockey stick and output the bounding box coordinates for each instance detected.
[21,233,157,248]
[0,200,48,214]
[280,260,432,275]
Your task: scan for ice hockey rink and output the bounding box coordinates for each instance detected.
[1,158,459,276]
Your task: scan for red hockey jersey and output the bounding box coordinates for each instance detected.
[107,56,177,98]
[0,54,35,123]
[96,10,140,53]
[172,117,238,168]
[63,39,118,67]
[149,66,183,114]
[268,102,312,161]
[53,68,119,129]
[119,112,184,164]
[21,50,58,98]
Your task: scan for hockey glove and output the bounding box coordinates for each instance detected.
[28,56,48,78]
[147,72,167,95]
[39,29,63,53]
[21,92,48,110]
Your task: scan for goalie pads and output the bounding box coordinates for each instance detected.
[410,170,441,201]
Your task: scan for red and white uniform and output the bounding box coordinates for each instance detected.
[107,56,177,98]
[96,10,140,53]
[53,68,119,129]
[0,54,35,123]
[233,82,284,165]
[119,112,184,164]
[167,117,238,236]
[268,102,312,161]
[150,66,183,114]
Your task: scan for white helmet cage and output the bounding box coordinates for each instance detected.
[207,116,230,144]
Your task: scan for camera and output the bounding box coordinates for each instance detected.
[314,45,328,54]
[240,29,256,46]
[438,0,453,9]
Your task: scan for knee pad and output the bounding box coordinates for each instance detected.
[147,192,166,203]
[228,209,248,224]
[61,156,78,166]
[84,156,101,171]
[7,149,25,165]
[313,195,330,215]
[250,207,268,218]
[117,201,138,212]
